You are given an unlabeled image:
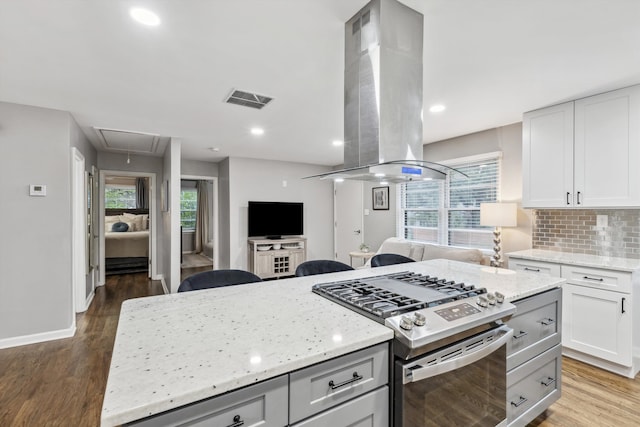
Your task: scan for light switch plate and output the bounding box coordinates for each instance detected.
[29,184,47,196]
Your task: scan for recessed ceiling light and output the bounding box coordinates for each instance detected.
[332,140,343,146]
[208,147,220,152]
[429,104,446,113]
[130,8,161,26]
[250,127,264,136]
[375,173,385,177]
[334,178,345,183]
[380,181,389,186]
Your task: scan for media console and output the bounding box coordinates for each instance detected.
[248,237,307,279]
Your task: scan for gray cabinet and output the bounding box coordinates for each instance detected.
[506,288,562,427]
[126,375,288,427]
[126,344,390,427]
[289,343,388,424]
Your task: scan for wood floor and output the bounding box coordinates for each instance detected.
[1,273,639,426]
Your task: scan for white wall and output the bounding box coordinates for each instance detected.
[0,102,75,345]
[161,139,181,292]
[225,157,334,269]
[362,182,397,252]
[181,159,218,177]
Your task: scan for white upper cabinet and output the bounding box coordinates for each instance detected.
[523,101,574,208]
[574,86,640,207]
[523,85,640,208]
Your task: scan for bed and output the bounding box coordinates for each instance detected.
[104,209,149,275]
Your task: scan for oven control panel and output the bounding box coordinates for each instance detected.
[434,302,481,321]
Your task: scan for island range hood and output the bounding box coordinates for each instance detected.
[306,0,462,183]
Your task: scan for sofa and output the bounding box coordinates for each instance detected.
[364,237,490,267]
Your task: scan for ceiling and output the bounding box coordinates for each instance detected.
[1,0,639,167]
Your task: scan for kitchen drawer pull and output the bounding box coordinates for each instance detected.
[524,267,541,272]
[513,330,528,339]
[328,372,363,390]
[541,318,555,326]
[622,297,626,314]
[577,191,582,205]
[566,192,571,205]
[583,275,604,282]
[510,396,528,408]
[541,377,556,387]
[227,415,244,427]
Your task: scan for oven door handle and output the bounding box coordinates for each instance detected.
[403,327,513,384]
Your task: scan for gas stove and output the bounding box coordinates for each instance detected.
[312,271,516,359]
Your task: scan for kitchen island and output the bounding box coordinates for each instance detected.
[101,259,565,426]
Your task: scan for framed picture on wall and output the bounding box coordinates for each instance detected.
[372,186,389,210]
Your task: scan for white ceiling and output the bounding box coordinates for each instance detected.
[1,0,639,167]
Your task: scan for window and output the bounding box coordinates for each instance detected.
[398,154,500,250]
[105,185,136,209]
[180,189,197,230]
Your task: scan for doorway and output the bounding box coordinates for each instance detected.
[180,175,218,280]
[98,170,158,286]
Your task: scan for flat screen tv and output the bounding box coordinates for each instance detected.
[248,201,304,239]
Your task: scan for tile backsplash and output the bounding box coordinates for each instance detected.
[532,209,640,259]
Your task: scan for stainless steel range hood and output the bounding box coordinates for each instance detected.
[306,0,462,183]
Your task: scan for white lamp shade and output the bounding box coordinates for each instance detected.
[480,202,517,227]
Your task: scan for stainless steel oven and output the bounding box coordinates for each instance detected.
[394,325,512,427]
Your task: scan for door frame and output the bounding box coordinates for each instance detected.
[71,147,88,314]
[98,170,158,286]
[181,174,219,270]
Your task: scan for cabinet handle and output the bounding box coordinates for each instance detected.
[541,318,555,326]
[566,192,571,205]
[577,191,582,204]
[513,330,528,339]
[622,297,626,314]
[582,276,603,282]
[541,377,556,387]
[524,267,541,272]
[227,415,244,427]
[328,372,363,390]
[510,396,528,408]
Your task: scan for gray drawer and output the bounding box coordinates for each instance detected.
[289,343,389,423]
[507,345,562,427]
[292,386,388,427]
[127,375,288,427]
[507,287,562,370]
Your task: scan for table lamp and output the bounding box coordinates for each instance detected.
[480,202,517,268]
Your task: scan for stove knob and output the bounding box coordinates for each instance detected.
[494,292,505,304]
[413,312,426,327]
[400,315,414,330]
[486,293,497,305]
[476,296,489,308]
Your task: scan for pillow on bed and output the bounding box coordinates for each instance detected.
[122,213,144,231]
[111,221,129,232]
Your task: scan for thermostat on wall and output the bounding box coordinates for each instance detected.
[29,184,47,196]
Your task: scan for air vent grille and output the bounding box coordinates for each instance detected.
[225,89,273,109]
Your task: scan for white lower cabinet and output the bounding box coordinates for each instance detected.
[509,254,639,378]
[562,283,632,366]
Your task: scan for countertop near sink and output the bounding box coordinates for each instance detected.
[507,249,640,272]
[101,259,564,426]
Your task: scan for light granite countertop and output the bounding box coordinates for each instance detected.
[507,249,640,273]
[101,259,564,426]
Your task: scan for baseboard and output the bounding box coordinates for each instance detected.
[0,324,76,350]
[83,291,95,312]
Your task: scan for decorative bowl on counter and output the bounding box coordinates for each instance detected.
[272,243,282,250]
[282,243,300,249]
[257,245,272,251]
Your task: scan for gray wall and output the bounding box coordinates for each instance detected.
[363,182,397,252]
[218,159,231,268]
[423,122,532,255]
[225,157,334,269]
[69,117,97,300]
[0,102,74,342]
[181,159,218,177]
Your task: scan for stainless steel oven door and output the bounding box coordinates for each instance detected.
[395,325,513,427]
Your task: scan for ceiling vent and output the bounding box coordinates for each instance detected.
[225,89,273,109]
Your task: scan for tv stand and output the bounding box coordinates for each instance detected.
[248,237,306,279]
